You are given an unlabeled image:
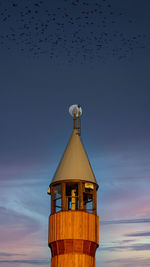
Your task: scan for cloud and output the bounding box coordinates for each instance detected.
[121,239,135,243]
[0,252,25,257]
[126,231,150,237]
[0,259,49,265]
[0,206,41,243]
[101,243,150,252]
[0,206,39,229]
[131,244,150,251]
[101,245,126,251]
[105,257,150,265]
[101,218,150,225]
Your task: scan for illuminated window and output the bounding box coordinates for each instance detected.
[66,183,79,210]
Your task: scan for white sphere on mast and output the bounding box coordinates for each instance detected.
[69,104,82,117]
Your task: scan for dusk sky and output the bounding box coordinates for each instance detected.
[0,0,150,266]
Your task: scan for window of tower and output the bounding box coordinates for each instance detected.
[54,184,62,212]
[50,182,97,215]
[83,188,93,213]
[65,183,79,211]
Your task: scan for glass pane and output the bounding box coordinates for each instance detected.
[54,184,61,199]
[53,184,62,213]
[83,193,93,213]
[86,199,93,213]
[55,198,61,212]
[67,197,72,210]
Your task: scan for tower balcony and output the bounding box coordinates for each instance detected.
[49,181,98,215]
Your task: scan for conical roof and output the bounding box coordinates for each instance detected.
[51,129,97,184]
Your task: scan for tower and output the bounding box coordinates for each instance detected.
[48,105,99,267]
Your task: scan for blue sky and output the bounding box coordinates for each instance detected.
[0,0,150,266]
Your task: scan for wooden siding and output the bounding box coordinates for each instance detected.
[51,253,96,267]
[49,211,99,245]
[50,240,98,257]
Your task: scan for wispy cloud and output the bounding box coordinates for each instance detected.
[0,259,49,265]
[105,257,150,265]
[0,206,41,243]
[0,252,25,257]
[131,244,150,251]
[101,218,150,225]
[126,231,150,237]
[101,243,150,252]
[121,239,135,243]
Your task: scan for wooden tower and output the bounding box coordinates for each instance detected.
[48,105,99,267]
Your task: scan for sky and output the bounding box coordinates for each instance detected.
[0,0,150,266]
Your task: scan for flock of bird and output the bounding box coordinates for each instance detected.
[0,0,147,64]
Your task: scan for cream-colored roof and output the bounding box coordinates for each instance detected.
[51,129,97,184]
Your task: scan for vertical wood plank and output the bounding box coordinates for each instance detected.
[79,182,83,210]
[51,186,55,215]
[96,216,99,244]
[93,185,97,215]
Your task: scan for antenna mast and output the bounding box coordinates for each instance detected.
[69,104,82,136]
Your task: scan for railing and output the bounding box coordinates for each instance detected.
[53,196,96,213]
[51,182,97,215]
[65,195,79,210]
[54,196,62,212]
